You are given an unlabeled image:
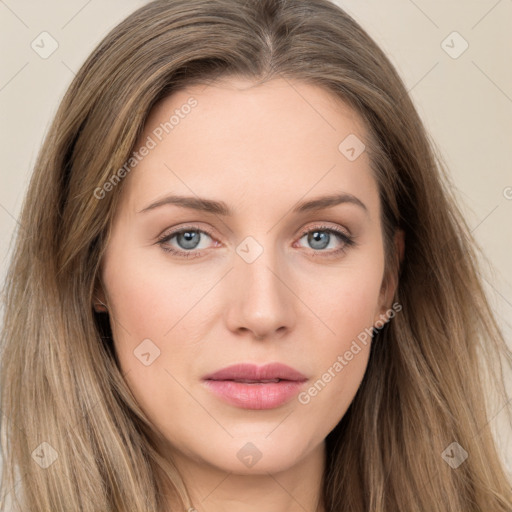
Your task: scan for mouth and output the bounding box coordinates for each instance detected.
[202,363,308,410]
[219,378,282,383]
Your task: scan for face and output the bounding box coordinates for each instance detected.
[99,77,396,477]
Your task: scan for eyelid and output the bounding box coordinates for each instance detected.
[297,223,352,240]
[157,223,216,241]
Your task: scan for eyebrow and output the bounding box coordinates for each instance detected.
[138,192,367,215]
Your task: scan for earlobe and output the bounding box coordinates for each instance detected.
[93,299,108,313]
[93,275,109,313]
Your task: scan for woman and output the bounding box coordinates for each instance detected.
[1,0,511,510]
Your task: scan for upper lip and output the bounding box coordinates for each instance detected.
[203,363,307,382]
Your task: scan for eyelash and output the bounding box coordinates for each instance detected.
[156,224,356,259]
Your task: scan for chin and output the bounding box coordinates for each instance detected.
[196,434,317,475]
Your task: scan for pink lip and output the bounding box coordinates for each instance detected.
[202,363,308,410]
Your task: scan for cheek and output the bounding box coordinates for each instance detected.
[100,249,208,429]
[294,320,375,442]
[299,246,385,346]
[296,341,371,450]
[103,244,210,341]
[293,255,384,427]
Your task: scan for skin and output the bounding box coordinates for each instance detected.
[98,77,401,512]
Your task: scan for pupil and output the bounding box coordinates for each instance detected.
[179,231,200,249]
[309,231,329,250]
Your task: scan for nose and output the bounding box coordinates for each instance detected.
[224,241,297,340]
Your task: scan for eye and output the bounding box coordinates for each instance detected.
[157,226,217,258]
[295,225,355,256]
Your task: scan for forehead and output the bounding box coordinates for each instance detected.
[145,77,366,147]
[119,77,377,216]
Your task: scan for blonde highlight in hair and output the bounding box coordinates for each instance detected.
[1,0,511,510]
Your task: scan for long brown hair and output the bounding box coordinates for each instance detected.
[1,0,511,510]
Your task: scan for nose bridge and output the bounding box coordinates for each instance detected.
[225,234,296,338]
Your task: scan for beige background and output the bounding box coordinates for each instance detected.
[1,0,511,484]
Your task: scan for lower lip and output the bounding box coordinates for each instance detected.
[203,379,306,410]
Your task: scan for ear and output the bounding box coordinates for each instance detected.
[374,229,404,325]
[93,275,108,313]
